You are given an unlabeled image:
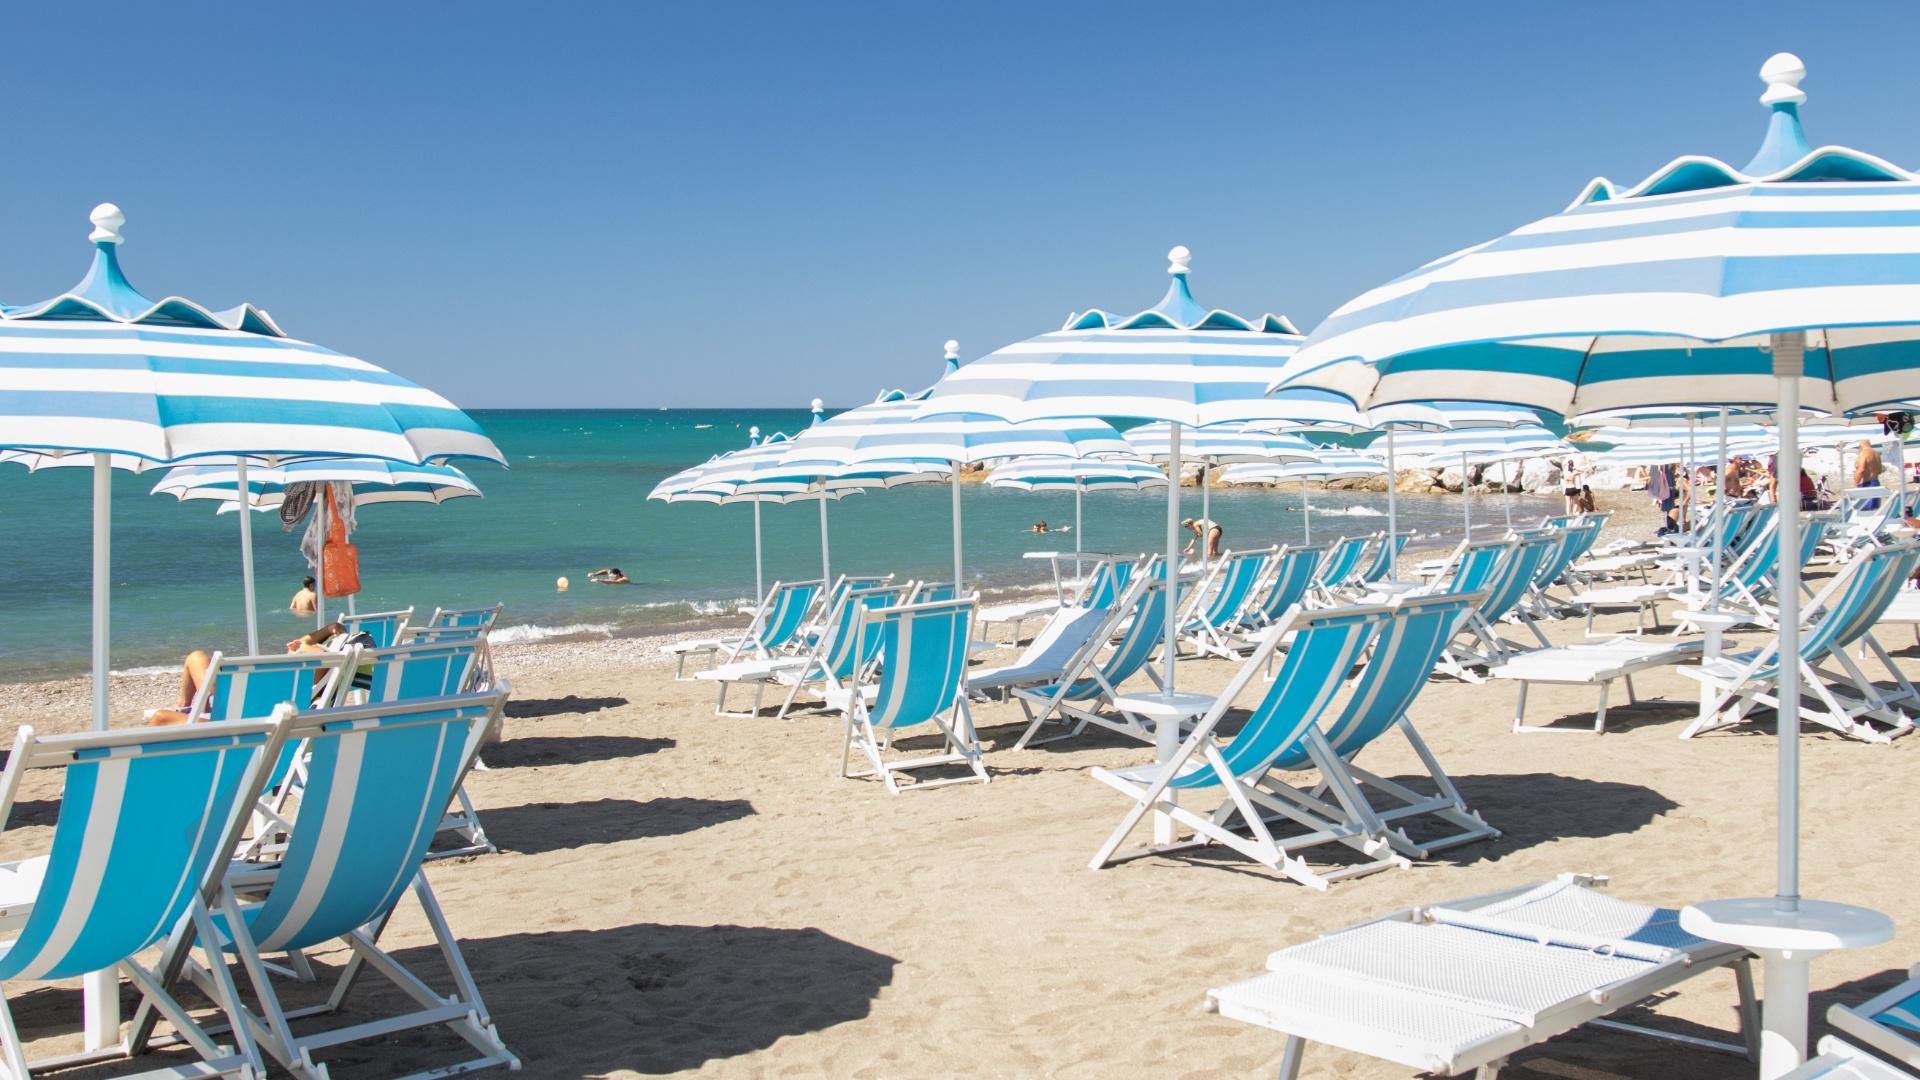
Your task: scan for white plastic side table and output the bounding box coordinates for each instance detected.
[1681,898,1894,1079]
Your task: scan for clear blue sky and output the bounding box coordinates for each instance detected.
[3,3,1917,408]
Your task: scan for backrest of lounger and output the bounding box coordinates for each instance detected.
[1254,545,1325,622]
[205,651,350,722]
[1062,577,1170,702]
[1442,539,1512,597]
[1358,533,1410,584]
[0,721,275,981]
[1564,513,1609,564]
[1314,536,1369,588]
[430,604,502,633]
[1481,533,1559,623]
[759,580,824,650]
[1527,523,1578,590]
[1082,558,1136,609]
[1007,606,1111,672]
[342,608,413,649]
[1800,542,1920,660]
[1195,550,1267,627]
[823,582,915,678]
[1800,514,1834,564]
[915,582,961,603]
[360,641,481,703]
[1169,605,1390,791]
[244,690,504,953]
[1280,591,1485,769]
[1729,514,1782,592]
[862,599,976,731]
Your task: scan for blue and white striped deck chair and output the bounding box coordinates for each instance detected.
[1310,536,1371,602]
[835,598,987,794]
[774,580,915,718]
[1248,591,1500,862]
[1074,557,1136,609]
[353,640,496,857]
[1423,539,1516,681]
[1355,531,1410,587]
[1453,531,1559,666]
[1526,515,1606,616]
[666,579,822,679]
[0,719,283,1079]
[145,688,518,1078]
[1243,545,1325,631]
[718,579,824,663]
[1009,575,1180,750]
[421,603,501,634]
[339,607,412,649]
[1706,513,1835,628]
[1682,541,1920,742]
[696,580,909,717]
[1088,603,1397,889]
[1812,964,1920,1074]
[1182,547,1274,659]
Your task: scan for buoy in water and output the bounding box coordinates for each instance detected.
[556,576,570,592]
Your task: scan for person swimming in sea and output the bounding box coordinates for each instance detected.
[588,567,631,584]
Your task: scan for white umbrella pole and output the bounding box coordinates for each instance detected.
[1385,428,1399,581]
[817,485,831,586]
[1774,363,1802,913]
[1302,480,1312,544]
[752,499,765,607]
[1462,452,1472,537]
[1199,461,1211,578]
[950,469,964,594]
[1074,480,1083,555]
[1710,409,1729,615]
[1686,418,1698,532]
[1163,427,1181,703]
[236,459,259,655]
[84,453,118,1048]
[1500,459,1513,530]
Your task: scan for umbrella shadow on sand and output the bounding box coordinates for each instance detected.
[476,796,754,856]
[482,734,674,768]
[504,695,629,720]
[296,923,897,1076]
[1412,772,1678,858]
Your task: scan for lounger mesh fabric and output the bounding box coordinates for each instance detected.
[0,727,269,981]
[1449,877,1709,956]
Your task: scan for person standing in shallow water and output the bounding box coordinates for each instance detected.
[1181,517,1222,558]
[290,576,316,615]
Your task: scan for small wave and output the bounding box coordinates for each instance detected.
[636,598,751,615]
[489,622,617,645]
[110,664,178,678]
[694,423,713,429]
[1312,506,1385,517]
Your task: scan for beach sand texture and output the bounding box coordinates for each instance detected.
[0,511,1912,1078]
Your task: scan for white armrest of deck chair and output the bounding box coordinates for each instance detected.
[977,597,1060,625]
[1781,1037,1912,1079]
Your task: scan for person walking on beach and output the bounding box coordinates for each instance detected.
[1182,517,1223,558]
[290,576,316,615]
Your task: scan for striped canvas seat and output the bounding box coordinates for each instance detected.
[1010,575,1183,750]
[422,603,502,634]
[339,607,413,648]
[837,598,988,794]
[0,720,283,1079]
[1245,544,1325,628]
[665,578,825,679]
[1076,557,1137,609]
[1684,540,1920,742]
[773,581,915,718]
[1089,603,1397,889]
[1263,591,1500,859]
[1182,547,1273,659]
[1432,533,1559,677]
[1819,964,1920,1073]
[1311,535,1371,598]
[147,688,518,1078]
[1355,531,1410,586]
[352,640,495,858]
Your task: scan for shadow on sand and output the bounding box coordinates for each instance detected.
[480,796,754,855]
[483,734,673,768]
[245,923,898,1076]
[504,695,629,720]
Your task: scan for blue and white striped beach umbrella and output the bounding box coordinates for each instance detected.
[648,427,866,608]
[1278,55,1917,1057]
[919,248,1312,773]
[0,205,503,762]
[986,455,1166,553]
[780,346,1130,590]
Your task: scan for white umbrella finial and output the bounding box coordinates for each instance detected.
[944,339,960,359]
[89,203,125,245]
[1167,245,1191,275]
[1760,52,1807,107]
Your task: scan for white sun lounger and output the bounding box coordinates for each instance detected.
[968,605,1113,697]
[1490,638,1703,733]
[1206,874,1757,1080]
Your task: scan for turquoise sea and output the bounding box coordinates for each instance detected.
[0,409,1556,682]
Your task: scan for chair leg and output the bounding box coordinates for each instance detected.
[1276,1035,1305,1080]
[1593,680,1610,734]
[0,992,31,1080]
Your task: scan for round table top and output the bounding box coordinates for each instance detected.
[1682,897,1895,954]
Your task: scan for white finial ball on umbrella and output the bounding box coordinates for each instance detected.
[89,203,125,244]
[1167,245,1191,275]
[1760,52,1807,106]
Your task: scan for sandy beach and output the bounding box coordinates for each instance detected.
[0,497,1914,1079]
